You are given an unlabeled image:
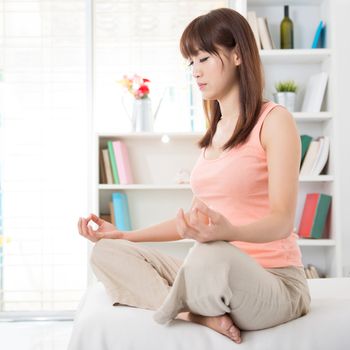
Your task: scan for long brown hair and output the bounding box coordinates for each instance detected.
[180,8,264,150]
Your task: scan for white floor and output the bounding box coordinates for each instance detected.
[0,321,74,350]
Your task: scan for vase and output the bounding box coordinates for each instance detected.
[132,97,153,132]
[273,92,296,112]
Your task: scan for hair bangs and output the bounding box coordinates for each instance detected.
[180,17,218,59]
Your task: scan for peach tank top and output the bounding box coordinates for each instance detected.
[190,101,303,268]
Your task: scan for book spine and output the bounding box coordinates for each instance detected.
[109,201,115,226]
[99,149,107,184]
[107,141,120,184]
[112,192,131,231]
[257,17,273,50]
[312,20,324,48]
[298,193,319,238]
[102,149,113,185]
[311,194,331,239]
[113,141,134,185]
[300,134,312,167]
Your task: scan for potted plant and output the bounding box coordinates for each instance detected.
[273,80,297,112]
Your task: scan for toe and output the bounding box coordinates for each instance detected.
[228,325,241,343]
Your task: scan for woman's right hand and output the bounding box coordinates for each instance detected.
[78,214,124,242]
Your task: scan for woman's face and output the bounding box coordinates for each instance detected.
[188,46,240,101]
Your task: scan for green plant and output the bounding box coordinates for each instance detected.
[275,80,298,93]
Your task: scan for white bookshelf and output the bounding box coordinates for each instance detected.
[93,0,342,277]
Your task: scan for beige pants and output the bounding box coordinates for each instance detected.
[91,238,311,331]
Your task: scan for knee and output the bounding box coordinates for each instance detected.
[183,240,236,270]
[90,238,133,267]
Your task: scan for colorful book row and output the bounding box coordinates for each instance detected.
[298,192,331,239]
[300,135,329,176]
[100,140,133,185]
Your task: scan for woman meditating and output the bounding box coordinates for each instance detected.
[78,8,311,344]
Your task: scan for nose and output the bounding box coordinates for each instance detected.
[191,63,202,79]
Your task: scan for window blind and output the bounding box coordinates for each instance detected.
[0,0,89,312]
[0,0,228,314]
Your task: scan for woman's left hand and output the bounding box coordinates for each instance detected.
[176,199,234,243]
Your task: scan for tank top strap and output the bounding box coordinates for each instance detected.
[248,101,282,149]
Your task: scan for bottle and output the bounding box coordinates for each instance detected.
[280,5,294,49]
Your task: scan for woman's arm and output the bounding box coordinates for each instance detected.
[177,106,301,243]
[78,196,205,243]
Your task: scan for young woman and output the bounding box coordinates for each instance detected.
[78,8,311,344]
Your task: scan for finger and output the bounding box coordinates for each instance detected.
[90,213,104,225]
[189,208,199,225]
[176,210,187,237]
[189,208,210,233]
[78,218,83,235]
[193,203,220,224]
[81,218,89,237]
[179,209,199,237]
[87,225,102,240]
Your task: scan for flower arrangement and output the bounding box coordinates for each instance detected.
[118,74,151,99]
[275,80,298,93]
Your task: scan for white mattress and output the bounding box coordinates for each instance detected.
[68,278,350,350]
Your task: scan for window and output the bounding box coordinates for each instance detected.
[0,0,89,313]
[0,0,228,315]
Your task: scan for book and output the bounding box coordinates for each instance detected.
[308,264,321,278]
[247,11,261,50]
[304,267,313,279]
[300,139,320,175]
[112,192,132,231]
[109,201,116,226]
[113,141,134,185]
[257,17,275,50]
[298,193,332,239]
[301,72,328,113]
[300,135,313,167]
[99,149,107,184]
[304,264,321,279]
[311,136,330,175]
[312,20,326,48]
[100,214,111,223]
[107,141,120,184]
[102,149,113,184]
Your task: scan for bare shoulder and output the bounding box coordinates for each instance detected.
[260,105,298,150]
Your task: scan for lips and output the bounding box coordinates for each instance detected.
[198,83,207,90]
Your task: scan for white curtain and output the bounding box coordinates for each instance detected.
[0,0,89,312]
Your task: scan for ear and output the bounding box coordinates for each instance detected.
[232,50,241,66]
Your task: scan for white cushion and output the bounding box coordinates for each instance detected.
[68,278,350,350]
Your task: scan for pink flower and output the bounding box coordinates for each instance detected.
[118,74,151,99]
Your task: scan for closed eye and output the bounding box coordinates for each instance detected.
[187,56,209,67]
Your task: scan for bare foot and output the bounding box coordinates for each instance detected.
[175,312,242,344]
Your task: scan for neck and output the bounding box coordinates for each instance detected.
[217,85,240,123]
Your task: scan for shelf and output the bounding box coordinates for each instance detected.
[297,239,336,247]
[99,178,332,189]
[299,175,333,182]
[99,184,191,190]
[293,112,331,122]
[259,49,331,64]
[98,132,203,140]
[249,0,325,5]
